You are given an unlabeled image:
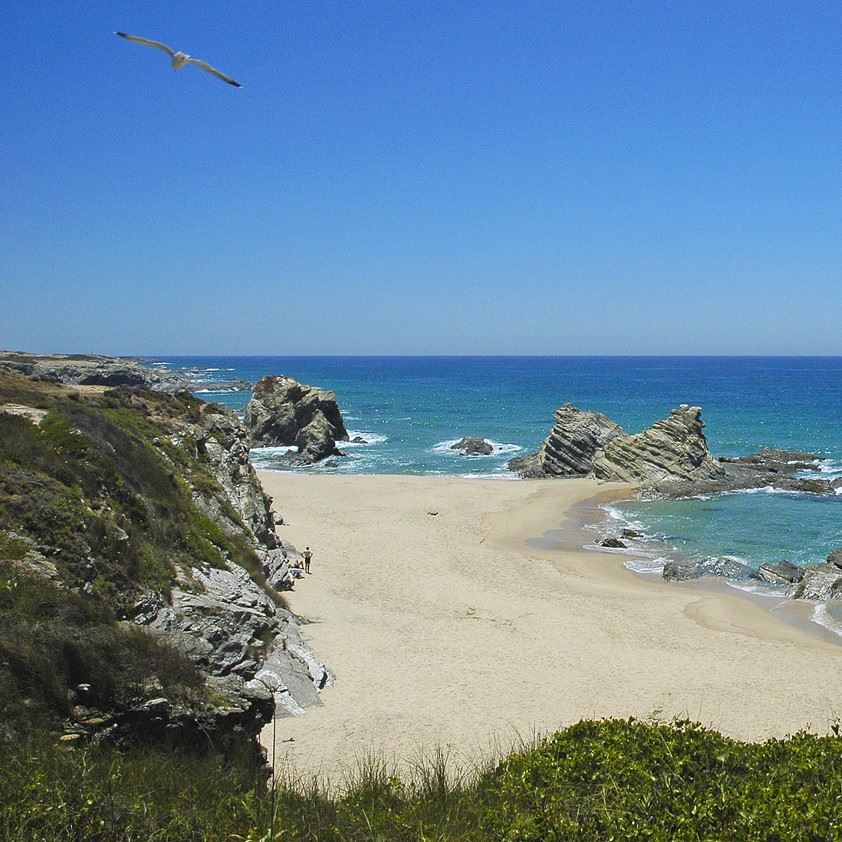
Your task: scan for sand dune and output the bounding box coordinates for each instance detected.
[257,473,842,785]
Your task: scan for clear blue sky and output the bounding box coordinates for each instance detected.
[2,1,841,355]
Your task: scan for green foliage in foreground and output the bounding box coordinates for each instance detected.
[2,719,840,841]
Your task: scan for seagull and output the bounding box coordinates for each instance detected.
[115,32,241,87]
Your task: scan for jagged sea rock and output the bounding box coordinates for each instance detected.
[599,537,627,548]
[661,556,751,582]
[662,560,702,581]
[752,560,804,586]
[789,564,842,601]
[244,376,349,464]
[698,556,752,579]
[509,403,625,478]
[451,437,494,456]
[827,548,842,570]
[590,405,725,486]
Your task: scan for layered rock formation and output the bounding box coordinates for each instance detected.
[244,376,349,464]
[508,404,625,478]
[510,402,838,497]
[590,405,725,485]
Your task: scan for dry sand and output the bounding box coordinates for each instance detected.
[257,472,842,784]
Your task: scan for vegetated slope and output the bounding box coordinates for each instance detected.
[0,368,321,749]
[1,718,840,840]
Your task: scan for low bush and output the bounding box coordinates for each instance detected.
[1,719,839,841]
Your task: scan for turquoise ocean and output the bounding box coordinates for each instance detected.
[154,356,842,615]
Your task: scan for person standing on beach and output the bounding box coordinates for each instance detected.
[303,546,313,574]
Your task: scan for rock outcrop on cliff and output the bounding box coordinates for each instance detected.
[0,368,329,752]
[589,405,725,485]
[244,376,349,464]
[508,404,625,478]
[0,351,250,393]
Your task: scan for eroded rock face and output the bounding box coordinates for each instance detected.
[789,564,842,601]
[245,376,349,464]
[752,561,804,586]
[0,369,332,752]
[508,404,625,478]
[590,405,725,486]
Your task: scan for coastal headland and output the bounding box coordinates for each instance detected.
[260,471,842,783]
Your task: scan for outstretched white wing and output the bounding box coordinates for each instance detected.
[115,31,176,57]
[188,57,242,88]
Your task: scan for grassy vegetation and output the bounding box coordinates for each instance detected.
[0,371,267,735]
[0,718,839,840]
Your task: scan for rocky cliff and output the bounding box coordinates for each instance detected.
[244,375,349,464]
[0,351,249,393]
[589,405,725,485]
[0,368,329,753]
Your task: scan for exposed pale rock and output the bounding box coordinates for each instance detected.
[0,352,249,393]
[789,564,842,601]
[590,405,725,485]
[662,560,702,581]
[698,556,752,579]
[508,403,625,477]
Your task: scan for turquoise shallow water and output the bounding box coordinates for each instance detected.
[154,356,842,576]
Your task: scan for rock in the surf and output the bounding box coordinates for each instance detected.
[244,376,349,464]
[752,560,804,586]
[789,563,842,601]
[662,559,703,581]
[450,437,494,456]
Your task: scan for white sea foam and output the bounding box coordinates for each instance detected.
[459,470,520,480]
[432,438,522,456]
[725,579,787,599]
[344,431,388,446]
[249,445,300,457]
[623,556,669,575]
[805,458,842,480]
[811,602,842,638]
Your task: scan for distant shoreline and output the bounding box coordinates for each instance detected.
[257,472,842,784]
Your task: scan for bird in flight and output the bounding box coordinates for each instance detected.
[115,32,242,88]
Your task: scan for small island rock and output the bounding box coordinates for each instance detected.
[450,437,494,456]
[244,376,349,464]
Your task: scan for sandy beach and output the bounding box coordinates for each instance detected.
[258,472,842,784]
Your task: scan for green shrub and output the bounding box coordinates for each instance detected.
[1,717,840,841]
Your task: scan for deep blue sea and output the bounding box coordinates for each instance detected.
[153,356,842,590]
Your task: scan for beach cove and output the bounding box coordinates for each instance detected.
[259,472,842,784]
